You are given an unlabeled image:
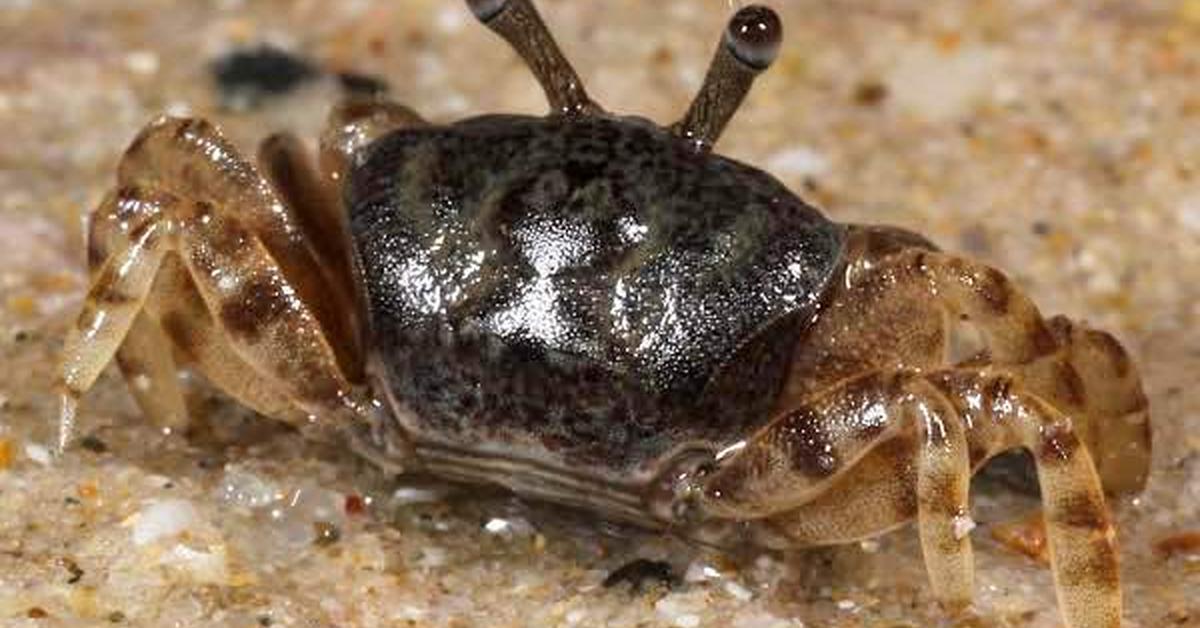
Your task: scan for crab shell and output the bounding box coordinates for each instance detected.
[348,113,842,490]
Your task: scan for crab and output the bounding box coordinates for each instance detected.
[58,2,1151,627]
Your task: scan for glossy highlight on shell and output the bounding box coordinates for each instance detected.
[349,114,843,470]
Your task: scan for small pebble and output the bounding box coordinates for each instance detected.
[418,546,447,568]
[953,515,977,540]
[164,544,227,582]
[724,580,754,601]
[218,465,280,509]
[24,442,51,465]
[482,516,534,539]
[58,556,84,584]
[312,521,341,547]
[853,80,889,106]
[683,560,722,583]
[392,486,444,505]
[131,499,199,546]
[125,51,159,75]
[0,438,13,469]
[79,434,108,454]
[343,494,366,515]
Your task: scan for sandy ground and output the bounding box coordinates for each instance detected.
[0,1,1197,626]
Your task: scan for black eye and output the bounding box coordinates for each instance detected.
[724,5,782,70]
[467,0,508,22]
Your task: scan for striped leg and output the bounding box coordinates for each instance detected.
[86,189,189,431]
[1016,316,1151,495]
[77,179,315,435]
[258,131,363,380]
[703,372,975,609]
[117,115,365,379]
[1024,406,1121,628]
[729,368,1120,628]
[60,192,174,450]
[935,371,1121,628]
[779,241,1060,404]
[145,258,307,425]
[60,179,366,451]
[912,380,974,609]
[741,229,1132,626]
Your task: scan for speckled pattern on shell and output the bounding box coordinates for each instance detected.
[347,113,845,470]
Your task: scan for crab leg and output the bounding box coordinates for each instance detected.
[780,242,1060,402]
[934,371,1121,628]
[318,98,428,184]
[704,372,938,516]
[117,116,363,379]
[60,185,347,445]
[113,309,190,430]
[911,379,974,608]
[784,231,1149,495]
[1015,316,1151,494]
[85,188,190,431]
[702,372,976,608]
[59,116,380,450]
[258,131,363,381]
[713,367,1121,628]
[144,256,308,424]
[60,195,173,449]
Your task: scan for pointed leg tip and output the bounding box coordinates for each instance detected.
[56,392,79,456]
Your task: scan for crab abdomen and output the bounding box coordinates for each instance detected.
[346,114,844,474]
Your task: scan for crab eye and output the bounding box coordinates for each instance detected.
[724,5,783,70]
[467,0,508,22]
[670,4,785,151]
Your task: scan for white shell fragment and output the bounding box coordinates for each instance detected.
[953,514,978,540]
[131,499,200,546]
[23,442,51,466]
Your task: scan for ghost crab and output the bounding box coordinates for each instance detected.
[59,2,1151,626]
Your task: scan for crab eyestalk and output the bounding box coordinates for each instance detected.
[673,5,783,152]
[466,0,597,116]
